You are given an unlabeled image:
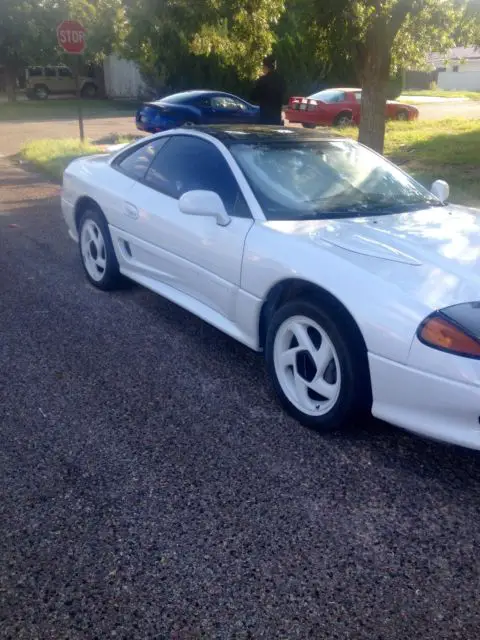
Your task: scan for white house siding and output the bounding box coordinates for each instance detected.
[438,71,480,90]
[103,54,147,99]
[435,56,480,91]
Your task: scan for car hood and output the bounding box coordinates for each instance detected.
[265,205,480,307]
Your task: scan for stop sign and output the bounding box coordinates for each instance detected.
[57,20,86,54]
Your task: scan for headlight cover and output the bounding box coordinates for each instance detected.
[418,302,480,359]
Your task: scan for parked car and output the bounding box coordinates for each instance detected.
[135,90,260,132]
[285,88,419,127]
[62,125,480,450]
[25,65,98,100]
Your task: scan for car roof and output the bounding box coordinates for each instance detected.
[153,90,242,104]
[185,124,346,145]
[312,87,361,93]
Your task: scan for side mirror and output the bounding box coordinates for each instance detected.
[430,179,450,203]
[178,190,231,226]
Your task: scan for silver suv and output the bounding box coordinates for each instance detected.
[26,65,98,100]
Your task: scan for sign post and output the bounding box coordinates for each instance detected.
[56,20,86,142]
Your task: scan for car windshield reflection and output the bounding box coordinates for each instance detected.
[230,140,442,220]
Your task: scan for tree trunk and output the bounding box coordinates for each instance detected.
[5,66,17,103]
[358,73,389,153]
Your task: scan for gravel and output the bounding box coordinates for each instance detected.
[1,160,480,639]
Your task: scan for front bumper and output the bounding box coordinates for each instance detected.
[369,352,480,450]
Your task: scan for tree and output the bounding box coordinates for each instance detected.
[63,0,125,63]
[309,0,480,152]
[0,0,60,101]
[0,0,124,101]
[120,0,284,96]
[273,0,357,97]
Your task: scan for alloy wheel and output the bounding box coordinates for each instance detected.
[80,219,107,282]
[273,314,341,417]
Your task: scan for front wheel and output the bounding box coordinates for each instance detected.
[265,299,370,431]
[302,123,317,129]
[396,109,408,121]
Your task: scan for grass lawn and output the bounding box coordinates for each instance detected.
[400,89,480,101]
[0,99,138,122]
[341,118,480,206]
[21,118,480,206]
[19,135,138,180]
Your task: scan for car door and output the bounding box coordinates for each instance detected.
[114,134,254,320]
[43,66,60,93]
[209,95,247,124]
[104,137,168,235]
[57,66,76,94]
[229,97,259,124]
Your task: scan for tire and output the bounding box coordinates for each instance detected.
[302,123,317,129]
[333,112,353,127]
[78,207,122,291]
[396,109,408,121]
[34,84,49,100]
[265,299,370,431]
[81,83,98,99]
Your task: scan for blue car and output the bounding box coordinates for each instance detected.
[136,90,260,133]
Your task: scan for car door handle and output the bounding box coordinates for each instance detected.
[125,203,139,220]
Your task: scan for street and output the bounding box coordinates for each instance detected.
[0,98,480,157]
[1,155,480,638]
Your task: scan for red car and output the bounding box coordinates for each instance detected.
[285,87,419,128]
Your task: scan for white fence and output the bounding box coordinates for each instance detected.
[103,55,147,99]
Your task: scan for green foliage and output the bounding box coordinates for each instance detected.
[0,0,60,70]
[62,0,125,63]
[121,0,282,94]
[120,0,284,96]
[0,0,124,71]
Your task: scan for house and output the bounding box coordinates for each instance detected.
[428,46,480,91]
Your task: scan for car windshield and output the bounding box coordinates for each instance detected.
[229,139,441,220]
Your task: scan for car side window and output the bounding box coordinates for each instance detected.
[193,96,212,108]
[44,67,56,78]
[116,138,167,181]
[212,96,240,111]
[28,67,43,77]
[58,67,73,78]
[354,92,362,102]
[144,136,251,218]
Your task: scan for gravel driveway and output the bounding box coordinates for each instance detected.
[1,159,480,638]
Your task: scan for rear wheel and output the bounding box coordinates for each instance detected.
[81,83,98,99]
[79,207,122,290]
[265,299,370,431]
[302,123,317,129]
[333,112,353,127]
[34,84,49,100]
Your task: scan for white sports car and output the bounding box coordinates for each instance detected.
[61,126,480,449]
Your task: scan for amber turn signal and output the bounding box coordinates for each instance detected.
[420,316,480,357]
